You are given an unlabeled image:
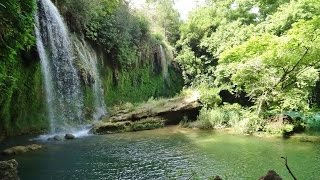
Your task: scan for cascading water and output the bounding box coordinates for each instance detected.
[35,0,84,133]
[159,45,168,79]
[73,37,107,120]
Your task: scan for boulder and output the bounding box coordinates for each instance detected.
[65,134,76,140]
[0,159,19,180]
[2,144,42,156]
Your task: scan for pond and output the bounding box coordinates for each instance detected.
[1,127,320,179]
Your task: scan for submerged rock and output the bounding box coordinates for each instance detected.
[65,134,76,140]
[2,144,42,156]
[259,170,282,180]
[0,159,19,180]
[213,176,223,180]
[53,135,63,141]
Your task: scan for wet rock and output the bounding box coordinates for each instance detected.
[91,92,201,134]
[259,170,282,180]
[53,135,63,141]
[0,159,19,180]
[2,144,42,156]
[208,175,223,180]
[91,117,165,135]
[65,134,76,140]
[108,94,200,122]
[0,135,5,143]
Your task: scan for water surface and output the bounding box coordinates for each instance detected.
[2,127,320,179]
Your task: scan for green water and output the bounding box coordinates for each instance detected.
[2,127,320,179]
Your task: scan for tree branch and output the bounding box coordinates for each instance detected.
[281,156,297,180]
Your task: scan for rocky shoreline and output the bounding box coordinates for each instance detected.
[0,159,19,180]
[90,93,201,134]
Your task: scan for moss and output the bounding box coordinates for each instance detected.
[102,64,183,106]
[0,0,48,136]
[83,87,96,120]
[0,55,48,136]
[128,118,165,131]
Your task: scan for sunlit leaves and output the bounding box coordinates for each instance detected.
[216,17,320,113]
[257,0,320,35]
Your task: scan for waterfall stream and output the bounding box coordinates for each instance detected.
[73,37,107,120]
[160,45,168,79]
[35,0,106,134]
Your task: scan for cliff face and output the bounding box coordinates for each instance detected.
[0,0,48,137]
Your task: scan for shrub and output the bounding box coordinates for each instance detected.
[195,103,264,134]
[197,108,224,129]
[305,114,320,132]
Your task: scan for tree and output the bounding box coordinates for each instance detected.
[216,17,320,115]
[143,0,181,45]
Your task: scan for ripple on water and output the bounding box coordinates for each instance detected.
[10,128,320,179]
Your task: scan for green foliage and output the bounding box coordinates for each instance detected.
[218,17,320,115]
[59,0,119,32]
[59,0,156,68]
[145,0,182,45]
[102,64,183,106]
[0,0,48,136]
[83,2,162,69]
[128,118,165,131]
[196,104,264,134]
[257,0,320,35]
[0,0,36,98]
[305,115,320,131]
[177,0,320,132]
[198,85,221,108]
[197,108,225,129]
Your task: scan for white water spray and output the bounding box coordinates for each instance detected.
[73,37,107,120]
[160,45,168,79]
[35,0,84,133]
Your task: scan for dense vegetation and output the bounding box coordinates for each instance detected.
[176,0,320,134]
[2,0,320,137]
[0,1,47,136]
[58,0,183,104]
[0,0,183,137]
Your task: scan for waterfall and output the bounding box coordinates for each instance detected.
[73,36,107,120]
[35,0,84,133]
[160,45,168,79]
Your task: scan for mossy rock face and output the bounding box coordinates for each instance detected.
[91,93,200,134]
[91,122,128,134]
[90,117,165,135]
[128,118,165,132]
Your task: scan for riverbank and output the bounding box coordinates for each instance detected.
[91,91,315,139]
